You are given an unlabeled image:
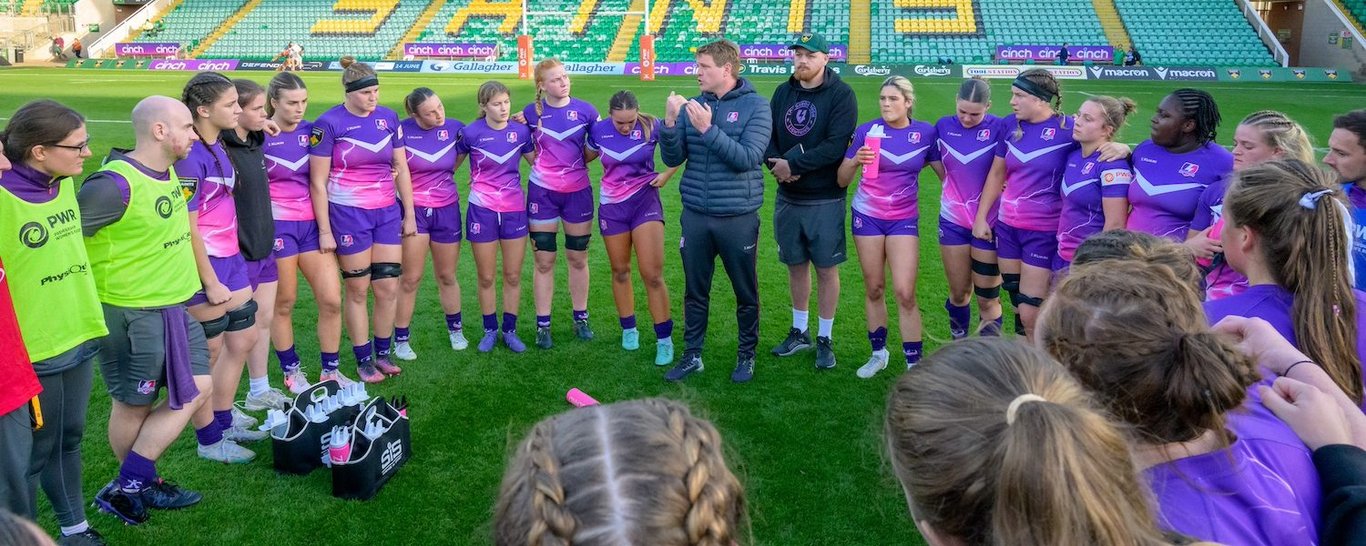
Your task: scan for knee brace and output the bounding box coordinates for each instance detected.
[226,300,258,332]
[200,314,230,339]
[1002,273,1022,307]
[1016,293,1045,310]
[974,283,1002,300]
[971,258,1000,277]
[564,233,591,252]
[341,266,372,279]
[530,231,558,252]
[370,262,402,280]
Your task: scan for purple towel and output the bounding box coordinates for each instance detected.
[161,306,199,410]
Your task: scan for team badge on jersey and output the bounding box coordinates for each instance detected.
[437,129,449,141]
[273,238,284,252]
[1082,162,1094,175]
[507,132,518,143]
[1179,162,1200,177]
[340,234,354,247]
[470,222,481,235]
[630,129,641,140]
[1041,128,1056,140]
[309,127,324,147]
[977,129,991,141]
[909,132,921,144]
[177,177,198,202]
[568,111,578,121]
[376,119,389,131]
[298,134,308,147]
[727,111,739,123]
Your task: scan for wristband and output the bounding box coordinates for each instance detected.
[1282,360,1314,376]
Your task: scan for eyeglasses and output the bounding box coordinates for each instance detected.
[48,141,90,152]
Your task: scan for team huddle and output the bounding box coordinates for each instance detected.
[2,34,1366,545]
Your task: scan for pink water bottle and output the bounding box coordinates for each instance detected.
[1197,218,1225,268]
[566,388,600,408]
[863,124,886,179]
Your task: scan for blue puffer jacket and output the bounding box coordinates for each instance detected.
[660,78,772,216]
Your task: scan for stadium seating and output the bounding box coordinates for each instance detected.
[124,0,1282,66]
[1115,0,1275,66]
[205,0,426,61]
[1343,0,1366,34]
[871,0,1107,65]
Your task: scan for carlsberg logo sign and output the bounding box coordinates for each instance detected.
[855,65,891,76]
[915,65,952,76]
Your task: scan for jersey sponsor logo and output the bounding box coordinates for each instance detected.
[162,231,191,250]
[137,380,157,394]
[310,127,325,147]
[1179,162,1200,177]
[40,263,88,286]
[155,195,174,219]
[18,221,48,248]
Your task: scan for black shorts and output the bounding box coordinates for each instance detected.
[774,197,848,268]
[98,304,210,406]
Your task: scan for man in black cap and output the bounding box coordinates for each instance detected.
[765,32,857,370]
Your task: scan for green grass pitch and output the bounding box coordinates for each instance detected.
[2,68,1364,545]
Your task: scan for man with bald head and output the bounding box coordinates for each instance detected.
[77,96,212,525]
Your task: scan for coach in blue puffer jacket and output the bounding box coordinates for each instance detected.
[659,39,773,384]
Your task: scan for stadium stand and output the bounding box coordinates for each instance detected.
[125,0,1278,66]
[1342,0,1366,35]
[1115,0,1275,66]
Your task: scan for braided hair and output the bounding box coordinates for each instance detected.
[1169,88,1221,145]
[494,398,749,546]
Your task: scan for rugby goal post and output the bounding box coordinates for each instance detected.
[518,0,655,79]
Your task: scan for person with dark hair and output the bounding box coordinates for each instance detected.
[587,90,678,363]
[1205,159,1366,408]
[262,71,343,393]
[391,87,468,361]
[78,95,212,525]
[310,57,418,383]
[936,78,1004,338]
[0,100,108,543]
[1039,259,1323,544]
[1056,42,1070,65]
[764,32,858,371]
[176,72,264,464]
[660,39,773,383]
[1126,89,1233,244]
[1326,109,1366,288]
[222,79,291,414]
[1070,229,1202,293]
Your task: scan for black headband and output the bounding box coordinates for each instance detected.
[345,76,379,93]
[1012,75,1055,104]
